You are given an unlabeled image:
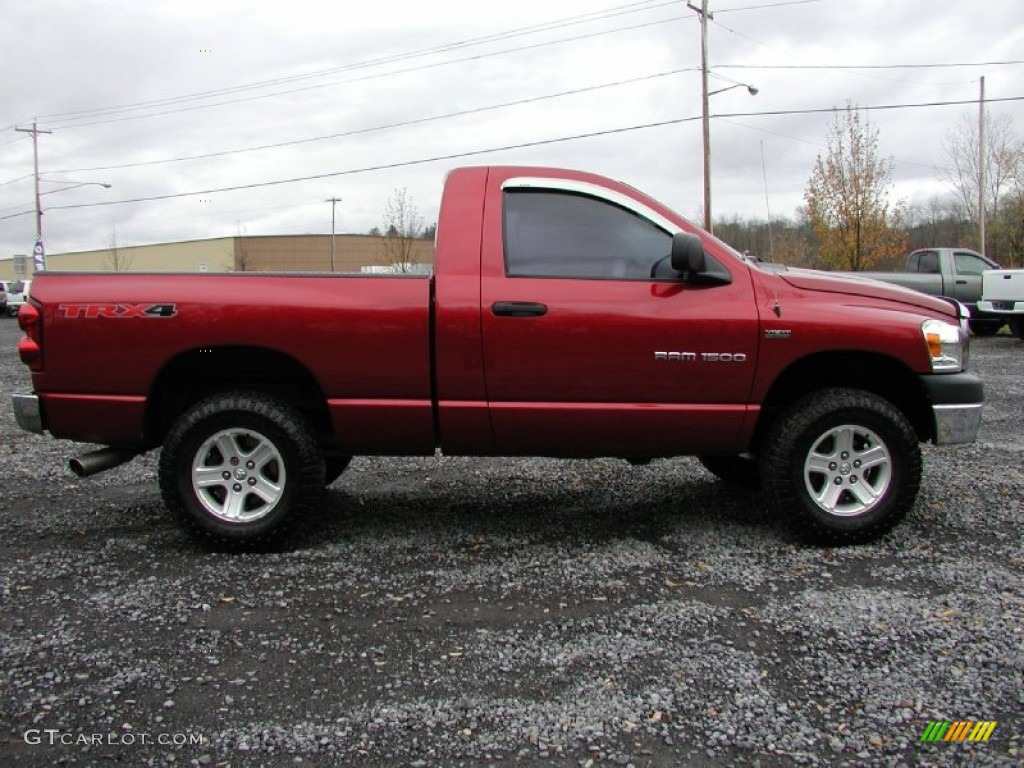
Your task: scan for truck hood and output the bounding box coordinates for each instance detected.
[776,267,960,319]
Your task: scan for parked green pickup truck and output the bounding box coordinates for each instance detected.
[844,249,1003,335]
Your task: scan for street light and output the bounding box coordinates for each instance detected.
[709,83,759,98]
[33,178,113,271]
[40,180,112,196]
[701,79,758,234]
[14,121,112,271]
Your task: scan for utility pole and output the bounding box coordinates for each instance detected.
[325,196,342,271]
[15,120,53,271]
[688,1,713,233]
[978,76,986,255]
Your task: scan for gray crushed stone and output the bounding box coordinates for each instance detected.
[0,318,1021,767]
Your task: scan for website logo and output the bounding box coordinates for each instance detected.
[920,721,997,743]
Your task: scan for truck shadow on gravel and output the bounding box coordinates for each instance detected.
[3,457,797,556]
[220,460,789,555]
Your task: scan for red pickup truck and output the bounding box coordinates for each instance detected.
[12,166,983,546]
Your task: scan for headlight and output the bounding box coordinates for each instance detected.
[922,318,966,372]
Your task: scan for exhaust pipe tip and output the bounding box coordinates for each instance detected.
[70,447,140,478]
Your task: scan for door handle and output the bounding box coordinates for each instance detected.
[491,301,548,317]
[955,279,967,284]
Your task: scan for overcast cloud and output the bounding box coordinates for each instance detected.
[1,0,1022,260]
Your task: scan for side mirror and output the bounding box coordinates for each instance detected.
[670,231,706,275]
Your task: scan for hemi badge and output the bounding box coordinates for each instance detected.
[765,329,792,339]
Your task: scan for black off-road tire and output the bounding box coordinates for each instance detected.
[698,454,760,488]
[159,392,324,545]
[1009,316,1024,341]
[760,388,921,545]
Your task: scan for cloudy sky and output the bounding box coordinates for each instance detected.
[1,0,1022,260]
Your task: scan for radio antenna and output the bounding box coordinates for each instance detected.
[761,140,775,262]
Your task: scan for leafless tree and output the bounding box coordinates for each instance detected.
[378,187,424,273]
[223,224,255,272]
[1001,191,1024,267]
[942,113,1023,259]
[106,225,132,271]
[904,195,973,250]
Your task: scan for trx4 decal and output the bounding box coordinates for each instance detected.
[59,303,177,319]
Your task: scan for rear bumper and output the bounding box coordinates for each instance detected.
[12,393,43,434]
[920,372,984,445]
[977,300,1024,315]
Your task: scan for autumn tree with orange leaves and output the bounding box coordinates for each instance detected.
[805,105,907,271]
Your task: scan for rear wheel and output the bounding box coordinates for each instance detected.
[159,392,324,545]
[1009,316,1024,340]
[761,388,921,544]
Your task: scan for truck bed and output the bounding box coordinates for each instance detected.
[28,272,436,452]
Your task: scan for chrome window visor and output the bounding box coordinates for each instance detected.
[502,177,681,236]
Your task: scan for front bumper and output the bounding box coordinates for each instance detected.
[920,373,983,445]
[12,393,43,434]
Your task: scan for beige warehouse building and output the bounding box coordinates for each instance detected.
[0,234,435,279]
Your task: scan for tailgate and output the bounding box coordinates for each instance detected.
[982,269,1024,306]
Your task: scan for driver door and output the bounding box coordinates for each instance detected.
[480,178,760,457]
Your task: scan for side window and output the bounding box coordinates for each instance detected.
[953,252,989,276]
[916,251,940,274]
[504,190,671,280]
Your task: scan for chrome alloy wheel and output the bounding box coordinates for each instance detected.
[802,424,892,518]
[191,428,286,523]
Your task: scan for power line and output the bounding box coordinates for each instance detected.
[49,68,697,174]
[35,2,682,129]
[38,1,672,123]
[0,135,27,150]
[55,15,692,131]
[716,0,825,11]
[50,51,1014,133]
[711,17,775,48]
[42,95,1024,214]
[718,60,1024,71]
[718,118,826,148]
[31,52,1021,177]
[0,173,34,187]
[709,25,1009,84]
[719,116,946,172]
[0,209,36,222]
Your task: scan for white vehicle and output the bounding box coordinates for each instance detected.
[978,269,1024,340]
[2,279,31,317]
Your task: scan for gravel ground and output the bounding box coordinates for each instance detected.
[0,317,1021,767]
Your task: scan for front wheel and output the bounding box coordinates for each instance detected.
[159,392,324,545]
[761,388,921,544]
